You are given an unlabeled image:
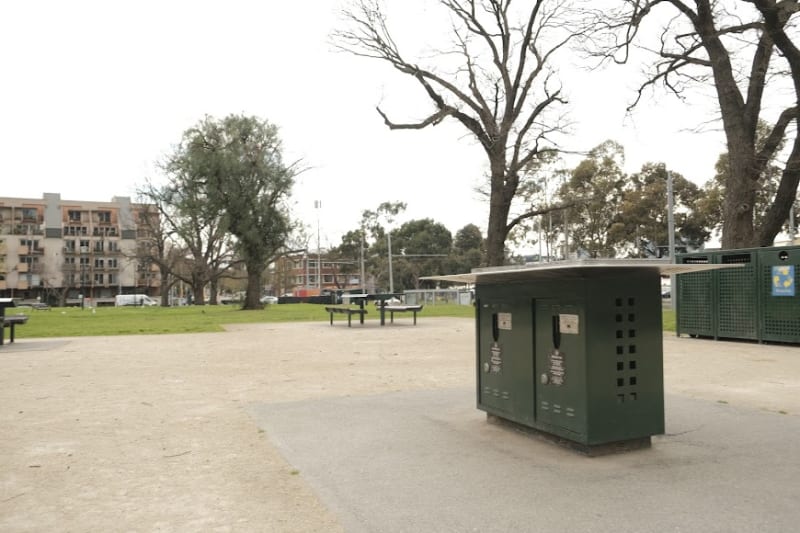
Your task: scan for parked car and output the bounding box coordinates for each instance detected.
[260,295,279,304]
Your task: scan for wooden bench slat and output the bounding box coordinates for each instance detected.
[382,305,423,325]
[325,306,367,327]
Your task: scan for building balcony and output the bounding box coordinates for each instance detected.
[18,247,44,256]
[17,263,28,273]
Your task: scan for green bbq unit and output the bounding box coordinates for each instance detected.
[426,260,736,452]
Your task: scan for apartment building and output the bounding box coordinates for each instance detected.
[0,193,159,304]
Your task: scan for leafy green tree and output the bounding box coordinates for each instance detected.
[171,115,298,309]
[558,141,626,258]
[613,164,711,257]
[441,223,484,280]
[390,218,453,290]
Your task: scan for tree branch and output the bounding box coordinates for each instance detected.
[505,201,576,234]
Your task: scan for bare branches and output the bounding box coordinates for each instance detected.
[755,106,799,173]
[376,107,452,129]
[333,0,594,265]
[505,201,576,233]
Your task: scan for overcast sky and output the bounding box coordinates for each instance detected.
[1,0,728,249]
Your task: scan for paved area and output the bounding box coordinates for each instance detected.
[1,317,799,532]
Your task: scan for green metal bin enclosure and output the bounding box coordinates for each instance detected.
[426,260,736,452]
[676,245,800,343]
[759,247,800,343]
[675,254,716,338]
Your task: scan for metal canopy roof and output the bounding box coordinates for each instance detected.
[421,259,742,285]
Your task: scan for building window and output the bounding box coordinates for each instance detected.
[108,258,118,268]
[68,210,81,222]
[94,273,104,284]
[64,257,75,265]
[64,240,76,252]
[94,241,104,252]
[323,275,334,283]
[22,208,37,220]
[79,257,90,267]
[97,211,111,223]
[108,273,116,284]
[80,240,90,253]
[94,258,104,268]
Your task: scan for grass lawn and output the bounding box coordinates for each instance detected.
[6,303,677,339]
[6,303,475,338]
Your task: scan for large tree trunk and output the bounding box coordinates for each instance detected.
[159,268,172,307]
[209,280,219,305]
[721,147,758,249]
[243,264,264,310]
[192,285,205,305]
[484,151,513,267]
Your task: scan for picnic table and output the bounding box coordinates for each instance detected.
[1,298,29,346]
[340,293,416,326]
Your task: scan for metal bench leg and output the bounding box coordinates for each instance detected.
[330,312,334,326]
[413,311,417,325]
[347,313,352,327]
[9,323,14,342]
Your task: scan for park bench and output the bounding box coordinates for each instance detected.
[2,315,29,345]
[325,305,368,327]
[382,304,424,325]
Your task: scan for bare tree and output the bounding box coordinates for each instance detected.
[131,195,180,306]
[334,0,589,265]
[137,177,237,306]
[597,0,799,248]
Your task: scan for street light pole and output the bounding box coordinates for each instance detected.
[667,170,676,261]
[387,231,394,294]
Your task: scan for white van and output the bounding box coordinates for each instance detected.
[115,294,159,307]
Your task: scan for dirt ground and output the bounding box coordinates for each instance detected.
[1,317,798,532]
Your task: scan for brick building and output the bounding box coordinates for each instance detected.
[270,252,363,296]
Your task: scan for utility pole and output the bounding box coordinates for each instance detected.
[314,200,321,291]
[667,170,676,310]
[360,226,366,292]
[667,170,676,260]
